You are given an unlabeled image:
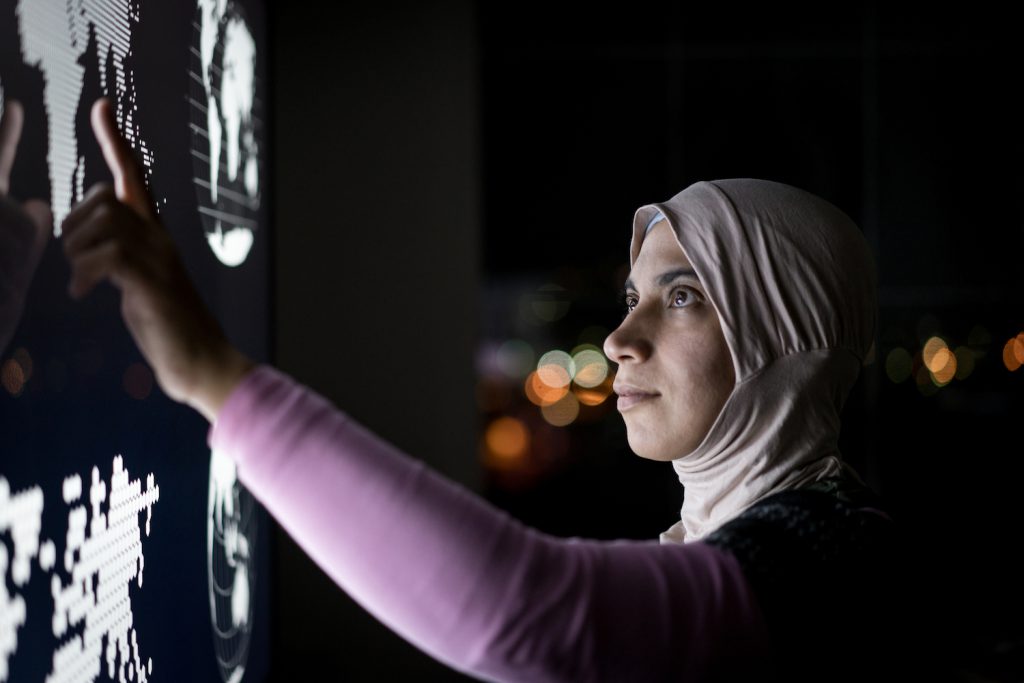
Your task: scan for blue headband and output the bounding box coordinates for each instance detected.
[645,210,666,234]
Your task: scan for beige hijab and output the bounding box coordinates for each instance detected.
[627,179,878,545]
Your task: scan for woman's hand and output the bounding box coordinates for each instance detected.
[61,97,256,422]
[0,99,53,354]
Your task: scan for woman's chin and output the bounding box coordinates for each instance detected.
[625,433,678,462]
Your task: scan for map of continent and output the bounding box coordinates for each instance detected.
[0,457,160,683]
[12,0,155,235]
[191,0,262,267]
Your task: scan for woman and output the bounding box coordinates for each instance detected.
[46,98,936,681]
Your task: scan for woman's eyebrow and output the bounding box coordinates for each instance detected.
[623,267,701,293]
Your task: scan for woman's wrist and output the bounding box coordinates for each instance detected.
[188,344,259,424]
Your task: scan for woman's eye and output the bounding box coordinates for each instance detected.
[671,287,698,307]
[623,296,638,315]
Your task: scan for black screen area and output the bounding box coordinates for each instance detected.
[1,0,271,681]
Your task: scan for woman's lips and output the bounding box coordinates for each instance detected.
[610,385,659,411]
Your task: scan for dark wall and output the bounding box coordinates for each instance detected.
[269,1,1024,680]
[476,2,1023,678]
[270,1,481,680]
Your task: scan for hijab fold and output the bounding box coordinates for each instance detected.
[627,179,878,544]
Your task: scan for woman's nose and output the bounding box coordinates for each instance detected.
[603,315,650,364]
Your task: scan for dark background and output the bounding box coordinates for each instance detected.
[4,0,1018,681]
[270,1,1022,680]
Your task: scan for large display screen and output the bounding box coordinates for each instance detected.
[1,0,271,680]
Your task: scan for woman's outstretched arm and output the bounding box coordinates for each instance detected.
[61,96,772,682]
[208,363,772,682]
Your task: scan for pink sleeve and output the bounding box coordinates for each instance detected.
[207,364,772,682]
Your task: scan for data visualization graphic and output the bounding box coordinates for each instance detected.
[190,0,263,267]
[0,479,42,681]
[0,457,159,683]
[12,0,156,235]
[207,449,257,683]
[2,0,269,679]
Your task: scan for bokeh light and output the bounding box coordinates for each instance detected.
[953,346,975,380]
[525,283,571,323]
[573,374,614,406]
[484,416,530,467]
[885,347,913,383]
[537,350,574,388]
[541,392,580,426]
[922,336,947,372]
[2,359,25,396]
[1004,334,1024,372]
[922,335,956,385]
[12,347,32,381]
[931,350,956,384]
[495,339,535,379]
[570,346,608,388]
[525,370,568,406]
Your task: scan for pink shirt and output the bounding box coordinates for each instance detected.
[208,364,773,681]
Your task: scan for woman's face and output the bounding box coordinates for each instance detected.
[603,220,736,461]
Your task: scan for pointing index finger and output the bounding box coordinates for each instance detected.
[91,97,155,220]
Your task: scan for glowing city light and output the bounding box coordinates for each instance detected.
[537,350,574,388]
[1004,334,1024,372]
[525,371,569,406]
[573,376,614,406]
[922,336,956,385]
[570,347,608,388]
[484,416,530,464]
[541,392,580,426]
[885,347,913,384]
[495,339,535,379]
[2,359,25,396]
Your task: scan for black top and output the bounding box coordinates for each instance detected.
[701,471,948,682]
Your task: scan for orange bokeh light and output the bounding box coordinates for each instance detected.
[1004,337,1022,372]
[2,359,25,396]
[573,375,614,406]
[525,370,569,406]
[536,363,571,389]
[484,417,530,465]
[541,393,580,426]
[930,348,956,384]
[922,336,949,373]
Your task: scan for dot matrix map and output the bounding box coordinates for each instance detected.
[0,480,43,681]
[190,0,263,267]
[0,457,159,683]
[207,449,258,683]
[13,0,156,235]
[1,0,269,678]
